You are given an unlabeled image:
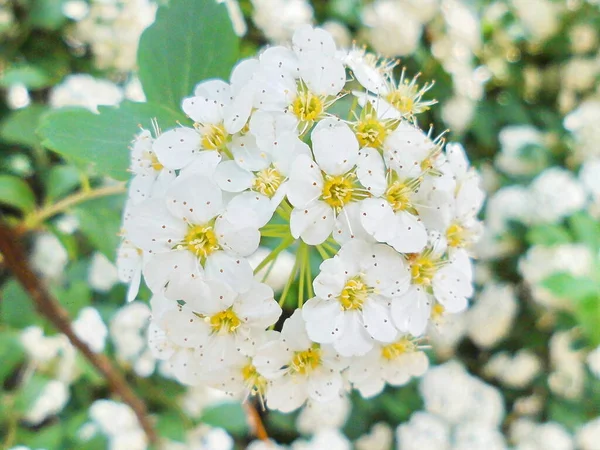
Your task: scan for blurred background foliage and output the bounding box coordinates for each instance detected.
[1,0,600,449]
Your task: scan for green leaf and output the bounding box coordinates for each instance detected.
[51,281,91,317]
[526,224,572,246]
[74,196,124,261]
[0,175,36,213]
[14,374,50,414]
[137,0,239,110]
[542,273,598,301]
[38,101,187,181]
[45,165,81,202]
[28,0,67,30]
[156,412,187,441]
[19,423,64,450]
[0,104,48,148]
[0,332,25,382]
[200,402,249,436]
[0,64,52,89]
[568,212,600,251]
[574,295,600,346]
[0,279,38,328]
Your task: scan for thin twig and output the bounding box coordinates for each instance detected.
[16,183,126,234]
[0,221,158,445]
[244,401,269,441]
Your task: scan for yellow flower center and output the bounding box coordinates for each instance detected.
[201,123,228,150]
[209,308,242,334]
[381,337,416,360]
[430,303,445,320]
[446,223,465,248]
[410,256,437,286]
[355,116,388,148]
[150,153,164,171]
[252,167,284,198]
[385,181,412,212]
[184,224,219,259]
[322,174,354,209]
[241,363,267,396]
[292,91,323,122]
[339,277,369,310]
[290,346,321,375]
[386,89,416,115]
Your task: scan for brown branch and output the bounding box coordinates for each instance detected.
[0,221,158,445]
[244,402,269,441]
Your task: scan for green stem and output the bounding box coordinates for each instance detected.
[298,243,306,308]
[254,235,295,275]
[315,245,331,260]
[21,183,126,232]
[305,246,314,300]
[278,250,301,307]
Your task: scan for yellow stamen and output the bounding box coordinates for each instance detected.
[339,277,369,310]
[209,307,241,334]
[201,123,228,150]
[446,223,465,248]
[150,153,164,171]
[355,116,388,148]
[290,346,321,375]
[386,88,415,115]
[410,255,436,286]
[185,224,219,259]
[292,91,323,122]
[430,303,445,320]
[385,181,412,212]
[381,337,417,360]
[322,174,354,209]
[241,363,267,395]
[252,167,284,198]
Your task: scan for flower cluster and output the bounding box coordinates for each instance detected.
[118,25,483,412]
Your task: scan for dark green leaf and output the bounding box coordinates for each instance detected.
[51,281,91,317]
[201,402,249,436]
[19,423,64,450]
[74,196,124,261]
[0,280,38,328]
[156,412,187,441]
[574,295,600,346]
[28,0,67,30]
[138,0,239,110]
[38,101,187,180]
[0,104,48,148]
[45,165,81,202]
[0,332,25,382]
[0,175,36,213]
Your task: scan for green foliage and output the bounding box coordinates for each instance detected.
[74,196,125,261]
[45,165,81,202]
[0,104,48,148]
[0,332,26,382]
[0,280,37,329]
[38,102,187,180]
[137,0,240,111]
[526,224,572,246]
[200,402,249,436]
[0,175,36,213]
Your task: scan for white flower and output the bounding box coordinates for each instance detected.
[251,0,313,43]
[361,0,423,57]
[73,307,108,353]
[496,125,545,176]
[292,429,351,450]
[548,330,586,400]
[355,423,393,450]
[396,411,451,450]
[253,310,347,412]
[128,129,175,204]
[576,418,600,450]
[303,240,409,356]
[527,168,586,224]
[49,74,123,112]
[453,423,508,450]
[30,232,68,281]
[565,100,600,162]
[297,394,351,435]
[484,350,542,389]
[88,252,119,292]
[348,334,428,397]
[88,400,147,450]
[466,282,518,348]
[152,280,280,382]
[511,0,561,42]
[391,247,473,336]
[587,345,600,378]
[127,174,260,296]
[510,419,574,450]
[116,239,143,303]
[288,120,370,245]
[23,380,69,425]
